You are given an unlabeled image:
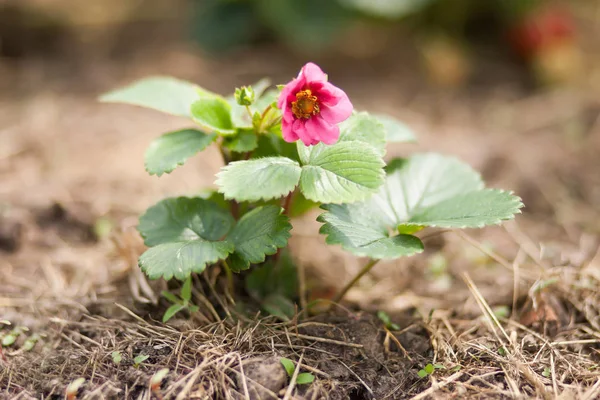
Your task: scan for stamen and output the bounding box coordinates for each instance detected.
[292,89,320,119]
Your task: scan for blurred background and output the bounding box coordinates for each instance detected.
[1,0,597,90]
[1,0,599,310]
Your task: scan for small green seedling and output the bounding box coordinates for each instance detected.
[22,333,42,351]
[377,311,400,330]
[280,357,315,385]
[417,363,445,378]
[1,326,28,347]
[542,367,551,377]
[161,276,199,323]
[492,305,510,319]
[134,354,150,368]
[111,351,122,365]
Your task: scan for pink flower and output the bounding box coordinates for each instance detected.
[277,63,353,146]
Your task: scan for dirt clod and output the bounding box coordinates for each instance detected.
[35,202,97,243]
[237,356,287,400]
[0,215,23,252]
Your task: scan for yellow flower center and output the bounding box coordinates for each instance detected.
[291,89,320,119]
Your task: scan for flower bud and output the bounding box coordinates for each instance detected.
[234,86,255,106]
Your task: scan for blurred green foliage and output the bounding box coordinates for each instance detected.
[189,0,547,55]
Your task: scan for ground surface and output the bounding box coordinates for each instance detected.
[1,20,600,399]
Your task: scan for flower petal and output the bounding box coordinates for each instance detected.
[315,83,352,124]
[277,76,305,109]
[306,116,340,145]
[292,119,313,146]
[281,119,299,143]
[301,62,327,83]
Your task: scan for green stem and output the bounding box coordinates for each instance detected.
[222,259,234,295]
[272,191,295,266]
[257,104,274,133]
[260,104,272,120]
[333,259,380,304]
[282,191,294,215]
[244,105,253,120]
[217,142,239,218]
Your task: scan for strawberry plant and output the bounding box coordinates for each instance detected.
[100,62,522,312]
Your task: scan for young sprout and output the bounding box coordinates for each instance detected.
[161,276,199,323]
[111,351,122,365]
[134,354,149,368]
[280,357,315,385]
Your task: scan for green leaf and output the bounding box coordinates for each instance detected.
[226,206,292,271]
[222,129,258,153]
[138,197,234,246]
[245,249,298,300]
[417,369,428,378]
[288,191,320,218]
[145,129,217,176]
[137,197,236,280]
[134,354,149,365]
[216,157,301,202]
[317,153,522,259]
[338,112,387,155]
[318,204,424,259]
[161,290,180,304]
[162,304,185,323]
[2,334,16,346]
[252,133,300,162]
[99,76,212,118]
[377,310,392,325]
[262,293,295,320]
[140,241,234,280]
[380,153,523,229]
[255,88,278,110]
[191,97,235,135]
[251,78,272,100]
[197,189,230,210]
[280,358,295,377]
[111,351,122,365]
[180,276,193,302]
[407,189,523,228]
[424,364,434,374]
[374,114,417,143]
[298,141,385,204]
[296,373,315,385]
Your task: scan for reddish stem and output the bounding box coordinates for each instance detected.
[230,201,239,220]
[283,191,294,215]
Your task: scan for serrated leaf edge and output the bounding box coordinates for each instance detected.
[405,189,524,229]
[316,212,425,259]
